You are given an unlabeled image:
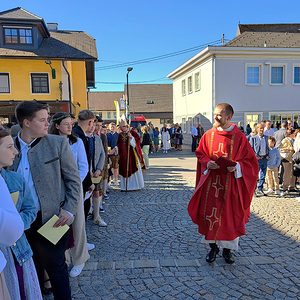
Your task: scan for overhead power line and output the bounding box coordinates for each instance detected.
[96,39,223,71]
[95,77,170,85]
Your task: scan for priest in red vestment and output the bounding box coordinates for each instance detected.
[188,103,258,264]
[110,119,145,191]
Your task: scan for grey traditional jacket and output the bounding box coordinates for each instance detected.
[10,134,81,224]
[93,134,105,172]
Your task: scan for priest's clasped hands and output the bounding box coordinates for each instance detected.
[207,160,237,172]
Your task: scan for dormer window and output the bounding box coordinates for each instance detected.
[4,27,33,44]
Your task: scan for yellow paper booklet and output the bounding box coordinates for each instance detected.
[11,191,19,206]
[37,215,69,245]
[91,176,102,184]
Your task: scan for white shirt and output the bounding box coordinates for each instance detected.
[264,128,274,137]
[69,138,89,182]
[17,133,40,211]
[259,135,267,156]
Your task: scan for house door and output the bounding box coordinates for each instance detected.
[245,113,261,129]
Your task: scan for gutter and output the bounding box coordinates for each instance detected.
[212,54,216,120]
[62,60,72,113]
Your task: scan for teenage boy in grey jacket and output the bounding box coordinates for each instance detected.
[10,101,81,300]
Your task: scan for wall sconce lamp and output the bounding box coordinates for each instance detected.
[45,60,56,79]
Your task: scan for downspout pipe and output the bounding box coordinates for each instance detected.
[62,60,72,113]
[212,54,216,122]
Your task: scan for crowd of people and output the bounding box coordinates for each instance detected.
[2,99,299,299]
[144,122,184,152]
[189,117,300,200]
[0,101,157,299]
[241,119,300,200]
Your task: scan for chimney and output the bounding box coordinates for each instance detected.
[47,23,58,31]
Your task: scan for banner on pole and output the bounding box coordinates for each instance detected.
[114,100,120,125]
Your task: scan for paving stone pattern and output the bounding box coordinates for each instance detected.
[47,149,300,299]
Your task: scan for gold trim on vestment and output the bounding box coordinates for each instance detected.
[203,177,212,232]
[133,147,145,173]
[214,134,235,239]
[209,131,214,158]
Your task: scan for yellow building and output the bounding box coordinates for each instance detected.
[0,7,97,122]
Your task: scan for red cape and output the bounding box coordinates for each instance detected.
[188,124,258,241]
[117,130,145,178]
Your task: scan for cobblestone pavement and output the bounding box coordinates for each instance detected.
[49,148,300,299]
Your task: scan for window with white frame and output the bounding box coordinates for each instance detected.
[188,76,192,93]
[31,73,49,93]
[182,79,186,96]
[107,111,112,119]
[294,66,300,84]
[271,66,284,84]
[113,111,117,119]
[0,73,10,93]
[270,113,300,128]
[246,65,261,85]
[195,72,200,91]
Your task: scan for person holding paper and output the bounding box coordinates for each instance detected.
[188,103,258,264]
[10,101,81,300]
[85,120,106,226]
[72,110,96,219]
[50,112,91,278]
[99,124,110,200]
[0,127,42,299]
[94,118,109,201]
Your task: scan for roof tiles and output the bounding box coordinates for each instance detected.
[0,7,42,20]
[224,32,300,48]
[0,30,98,59]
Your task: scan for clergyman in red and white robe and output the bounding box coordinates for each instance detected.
[188,103,258,264]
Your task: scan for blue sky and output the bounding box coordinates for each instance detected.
[3,1,300,91]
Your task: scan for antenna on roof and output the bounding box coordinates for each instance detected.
[222,34,225,45]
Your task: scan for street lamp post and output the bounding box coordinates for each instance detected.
[126,67,133,120]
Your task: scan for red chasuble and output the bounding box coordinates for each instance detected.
[188,124,258,241]
[117,130,145,178]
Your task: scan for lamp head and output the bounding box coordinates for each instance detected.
[127,67,133,72]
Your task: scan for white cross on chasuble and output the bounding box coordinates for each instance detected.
[211,175,224,197]
[206,207,219,230]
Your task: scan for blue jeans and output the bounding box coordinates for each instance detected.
[258,158,268,191]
